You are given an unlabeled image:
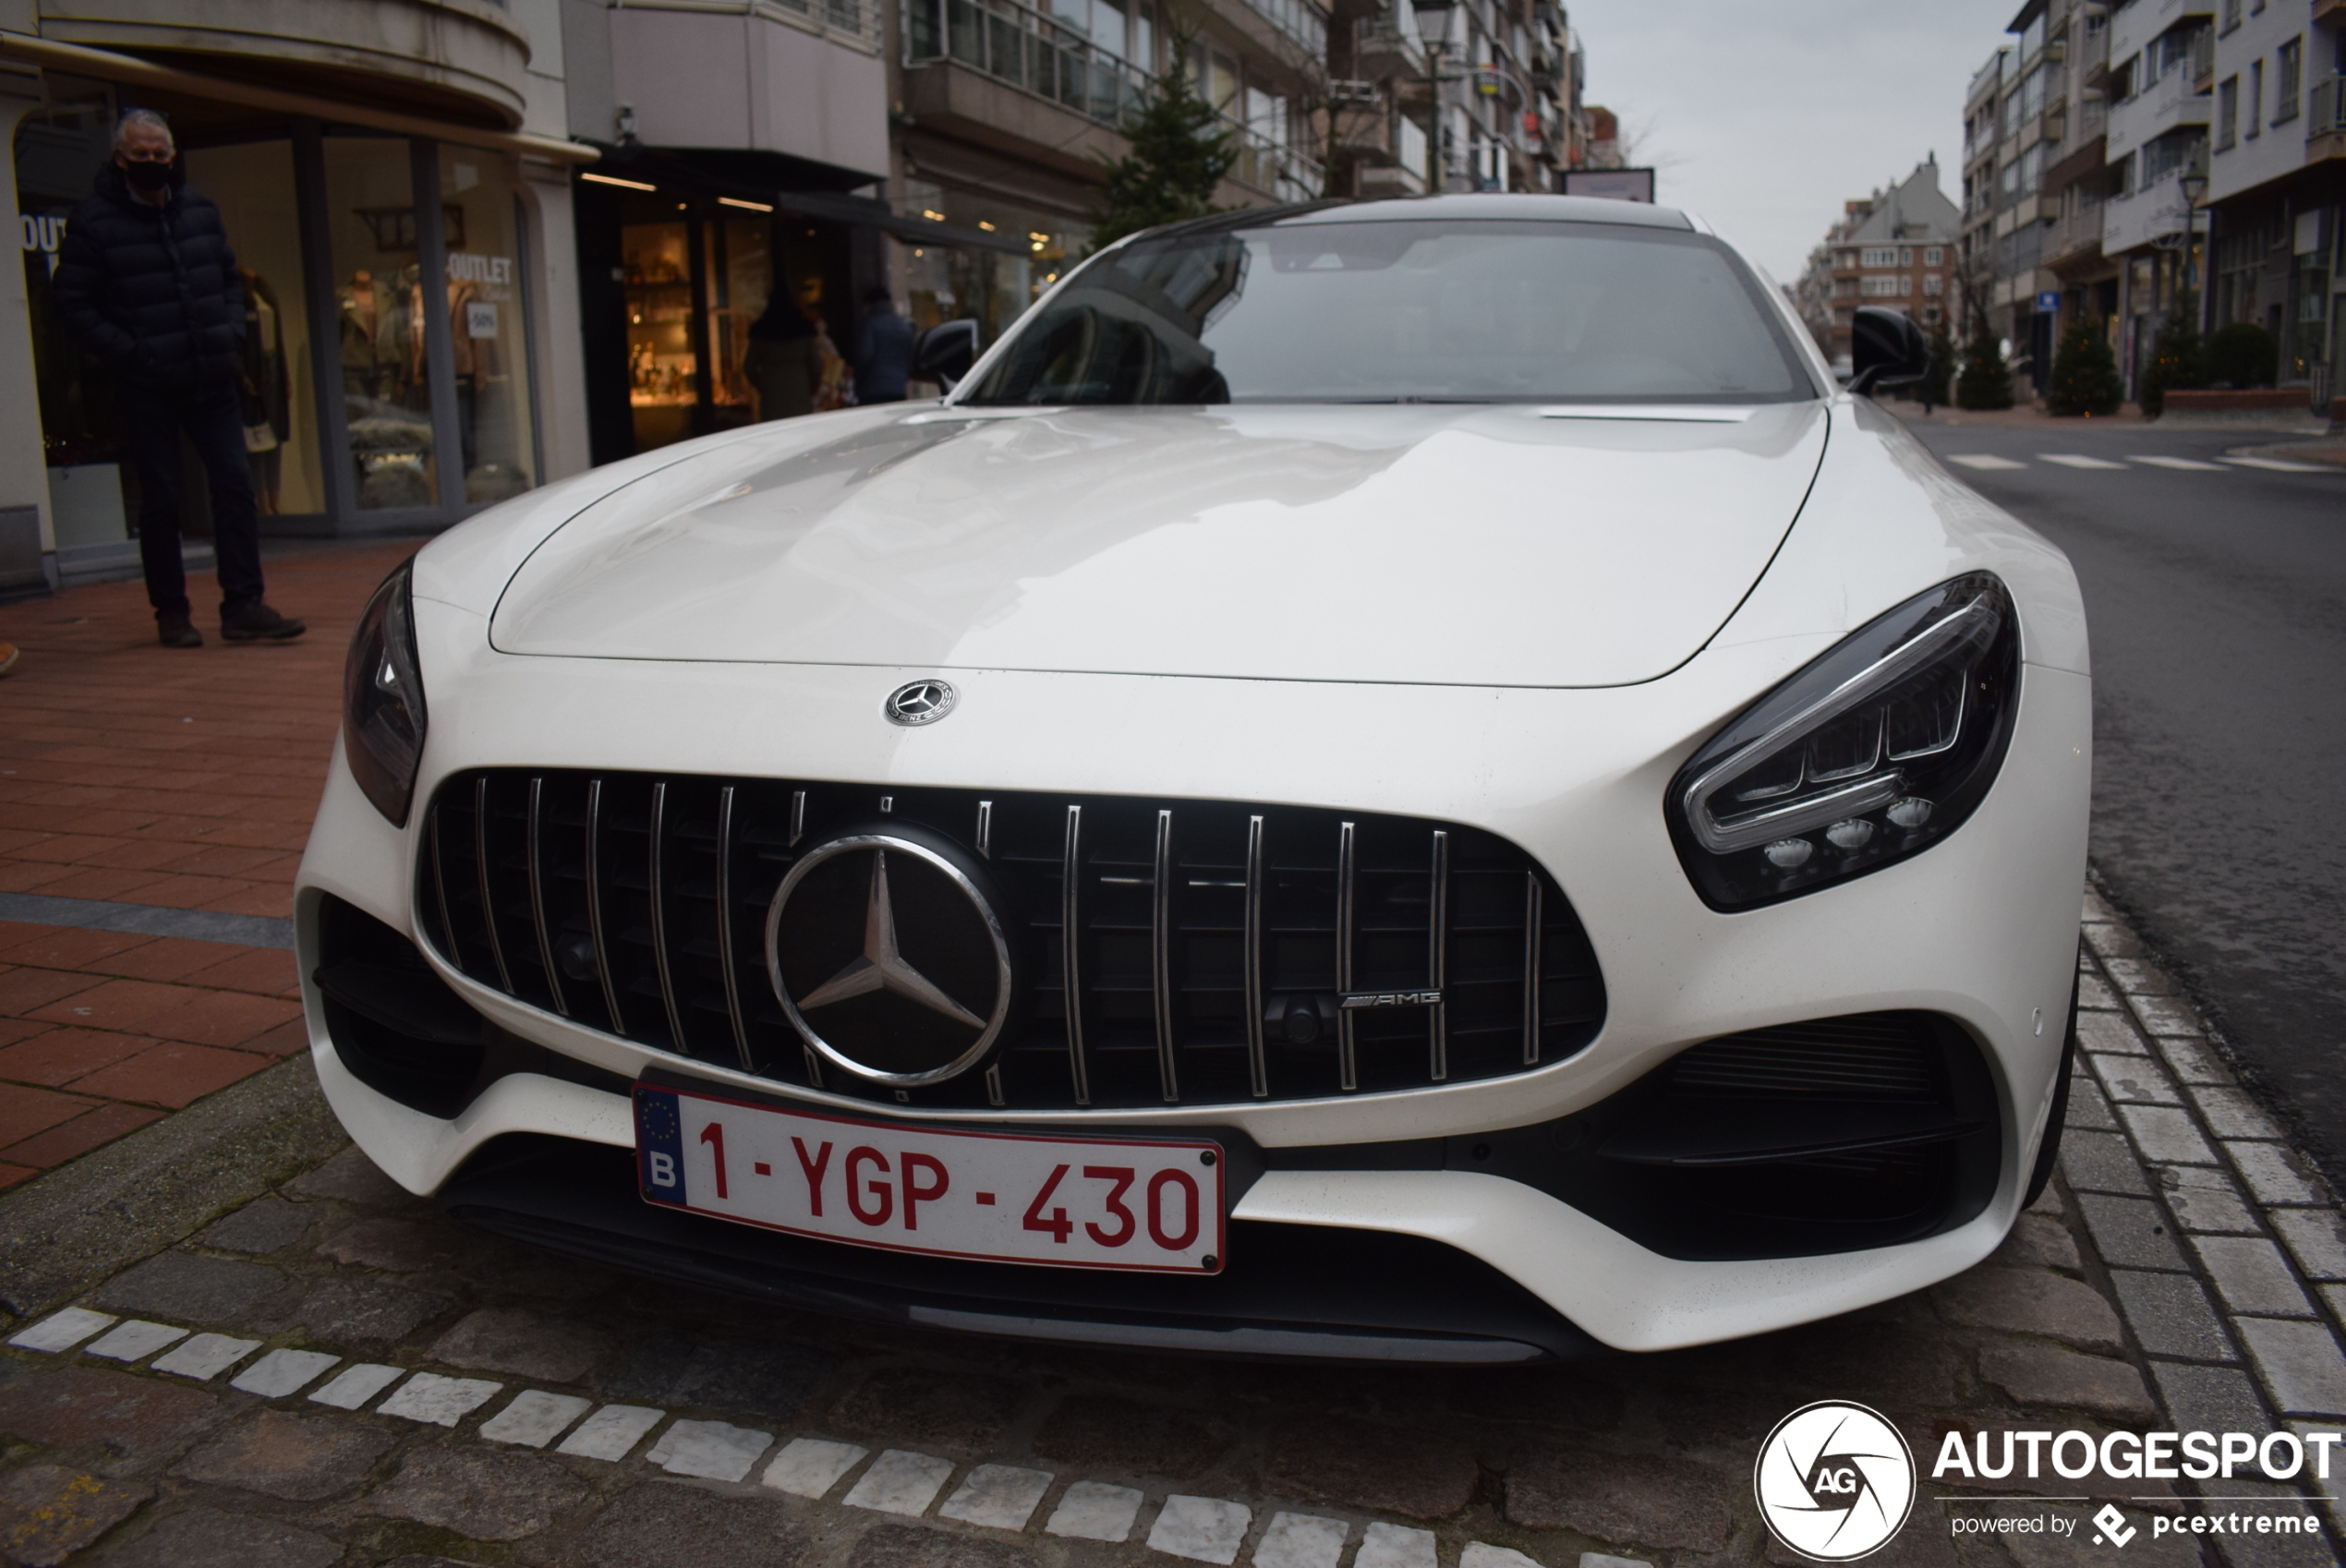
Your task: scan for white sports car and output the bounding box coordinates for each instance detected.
[301,193,2090,1362]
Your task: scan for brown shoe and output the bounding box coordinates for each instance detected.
[158,616,203,649]
[221,601,305,642]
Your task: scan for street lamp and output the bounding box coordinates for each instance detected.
[1408,0,1454,193]
[2178,169,2208,332]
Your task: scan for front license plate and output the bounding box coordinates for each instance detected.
[634,1084,1227,1273]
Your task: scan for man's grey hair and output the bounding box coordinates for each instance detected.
[113,108,175,155]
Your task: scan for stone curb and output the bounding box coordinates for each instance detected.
[2068,880,2346,1556]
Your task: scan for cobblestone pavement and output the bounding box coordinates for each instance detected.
[3,554,2345,1566]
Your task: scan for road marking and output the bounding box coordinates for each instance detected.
[764,1437,871,1498]
[556,1403,664,1460]
[6,1308,116,1352]
[648,1417,775,1482]
[479,1388,593,1447]
[82,1320,188,1362]
[1355,1524,1440,1568]
[1046,1481,1146,1542]
[2220,455,2333,473]
[228,1347,338,1398]
[1944,454,2028,470]
[2039,453,2129,470]
[151,1333,260,1380]
[2129,455,2228,471]
[940,1464,1056,1530]
[1255,1513,1350,1568]
[308,1361,403,1409]
[378,1369,503,1426]
[842,1448,956,1515]
[1149,1496,1254,1565]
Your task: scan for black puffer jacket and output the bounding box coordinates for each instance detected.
[53,163,244,393]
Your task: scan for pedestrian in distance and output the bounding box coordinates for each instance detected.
[853,287,914,405]
[53,109,304,649]
[743,296,820,422]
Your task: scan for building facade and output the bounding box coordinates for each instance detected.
[2205,0,2345,400]
[1796,159,1959,372]
[4,0,595,594]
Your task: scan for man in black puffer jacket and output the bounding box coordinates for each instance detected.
[54,109,304,648]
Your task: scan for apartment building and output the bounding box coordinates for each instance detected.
[2102,0,2213,397]
[4,0,594,592]
[1330,0,1599,200]
[1796,160,1960,371]
[2205,0,2345,395]
[1956,0,2211,402]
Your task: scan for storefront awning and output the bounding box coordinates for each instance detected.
[766,189,1032,258]
[0,33,599,164]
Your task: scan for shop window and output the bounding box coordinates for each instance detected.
[325,139,440,510]
[185,140,322,518]
[439,149,538,501]
[623,220,695,451]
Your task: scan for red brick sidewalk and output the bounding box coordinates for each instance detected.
[0,541,419,1188]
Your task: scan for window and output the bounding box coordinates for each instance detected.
[1923,304,1943,325]
[2217,75,2238,150]
[964,220,1820,405]
[1861,247,1897,267]
[2020,143,2044,196]
[1839,249,1858,269]
[2001,159,2019,199]
[2020,66,2045,122]
[2277,38,2301,124]
[2020,14,2045,60]
[2246,60,2262,138]
[2220,0,2241,34]
[1924,246,1944,266]
[1923,274,1946,296]
[1899,247,1913,266]
[1860,276,1908,297]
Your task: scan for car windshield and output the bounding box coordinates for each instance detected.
[960,218,1819,406]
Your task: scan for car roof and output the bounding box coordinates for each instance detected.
[1143,193,1698,241]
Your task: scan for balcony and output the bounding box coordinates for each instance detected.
[904,0,1149,133]
[2102,178,2187,255]
[2044,200,2107,269]
[1355,13,1426,81]
[2314,76,2346,139]
[2108,57,2208,161]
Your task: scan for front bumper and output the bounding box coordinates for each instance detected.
[296,612,2090,1353]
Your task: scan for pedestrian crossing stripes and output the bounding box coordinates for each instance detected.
[1944,452,2335,475]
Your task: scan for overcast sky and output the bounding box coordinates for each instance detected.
[1560,0,2023,282]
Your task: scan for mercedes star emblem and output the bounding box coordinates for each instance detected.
[884,679,957,727]
[765,831,1013,1087]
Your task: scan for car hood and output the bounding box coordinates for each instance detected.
[489,403,1829,688]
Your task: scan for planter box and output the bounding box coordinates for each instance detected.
[2161,388,2316,412]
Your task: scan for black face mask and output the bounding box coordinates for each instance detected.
[121,159,173,194]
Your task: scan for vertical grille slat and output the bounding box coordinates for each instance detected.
[418,771,1606,1113]
[526,777,570,1019]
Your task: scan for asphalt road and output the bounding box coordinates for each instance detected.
[1905,417,2346,1184]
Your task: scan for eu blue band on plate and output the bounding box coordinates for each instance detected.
[635,1086,686,1204]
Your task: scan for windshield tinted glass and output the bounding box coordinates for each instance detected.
[961,219,1818,406]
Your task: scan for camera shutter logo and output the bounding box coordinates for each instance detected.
[1755,1401,1917,1561]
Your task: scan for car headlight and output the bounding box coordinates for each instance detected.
[344,561,428,826]
[1667,573,2021,910]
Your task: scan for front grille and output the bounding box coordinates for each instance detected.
[415,770,1605,1111]
[1666,1014,1941,1101]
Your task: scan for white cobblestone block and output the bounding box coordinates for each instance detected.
[150,1333,260,1381]
[2130,994,2204,1035]
[555,1403,664,1461]
[229,1348,338,1398]
[2228,1142,2327,1206]
[2099,956,2178,995]
[2091,1054,2180,1105]
[2272,1211,2346,1283]
[1253,1514,1347,1568]
[6,1308,116,1353]
[2119,1104,2218,1165]
[2076,972,2119,1011]
[1579,1557,1653,1568]
[378,1370,503,1427]
[1356,1524,1439,1568]
[83,1320,189,1362]
[939,1463,1054,1530]
[1148,1496,1252,1564]
[2189,1086,2283,1141]
[842,1448,954,1515]
[1046,1482,1146,1542]
[647,1418,774,1482]
[2076,1010,2147,1055]
[1461,1547,1542,1568]
[2237,1319,2346,1417]
[762,1437,870,1498]
[307,1362,403,1410]
[478,1389,593,1447]
[2165,1179,2262,1234]
[2195,1236,2316,1318]
[2152,1035,2232,1085]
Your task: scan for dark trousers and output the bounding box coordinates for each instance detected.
[119,380,265,621]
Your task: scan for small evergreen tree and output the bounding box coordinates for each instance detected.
[2205,321,2279,389]
[1954,318,2013,410]
[2047,316,2123,416]
[1921,320,1955,409]
[2138,294,2206,418]
[1084,42,1234,253]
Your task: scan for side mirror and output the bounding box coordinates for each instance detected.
[914,320,981,391]
[1849,306,1931,394]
